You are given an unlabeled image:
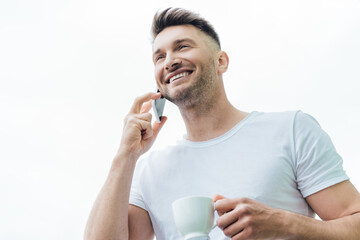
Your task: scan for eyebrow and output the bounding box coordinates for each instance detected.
[174,38,196,46]
[153,38,197,58]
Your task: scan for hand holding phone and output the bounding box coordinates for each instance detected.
[152,89,166,123]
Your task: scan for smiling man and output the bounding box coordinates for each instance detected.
[84,8,360,240]
[153,25,220,110]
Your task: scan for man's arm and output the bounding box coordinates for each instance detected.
[84,92,166,240]
[214,180,360,240]
[128,205,154,240]
[304,180,360,238]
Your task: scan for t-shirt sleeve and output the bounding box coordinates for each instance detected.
[129,158,148,211]
[294,111,349,198]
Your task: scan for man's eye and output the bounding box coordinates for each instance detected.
[156,56,164,62]
[179,45,188,49]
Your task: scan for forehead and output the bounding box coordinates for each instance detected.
[153,25,208,52]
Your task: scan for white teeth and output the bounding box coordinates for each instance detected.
[169,72,190,83]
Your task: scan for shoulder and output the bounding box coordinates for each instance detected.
[293,110,322,129]
[248,110,302,130]
[251,110,298,122]
[252,110,320,128]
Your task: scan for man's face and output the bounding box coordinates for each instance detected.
[152,25,218,107]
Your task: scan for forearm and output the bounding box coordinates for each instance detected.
[285,210,360,240]
[84,150,137,240]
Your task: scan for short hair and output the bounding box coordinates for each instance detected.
[151,7,221,49]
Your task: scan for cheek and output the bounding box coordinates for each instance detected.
[154,65,163,83]
[155,63,164,76]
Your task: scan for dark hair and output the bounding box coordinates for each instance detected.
[151,7,221,49]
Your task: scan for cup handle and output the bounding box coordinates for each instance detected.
[211,202,218,230]
[212,223,217,230]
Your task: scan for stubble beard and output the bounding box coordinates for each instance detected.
[163,63,218,114]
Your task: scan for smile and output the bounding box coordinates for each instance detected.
[167,71,193,84]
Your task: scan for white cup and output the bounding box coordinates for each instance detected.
[172,196,216,240]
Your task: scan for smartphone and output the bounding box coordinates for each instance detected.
[152,89,166,123]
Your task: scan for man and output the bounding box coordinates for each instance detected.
[85,8,360,240]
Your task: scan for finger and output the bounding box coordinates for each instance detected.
[222,218,247,240]
[130,92,161,114]
[137,119,153,140]
[213,194,227,203]
[230,225,252,240]
[213,194,228,216]
[217,206,246,230]
[149,116,167,139]
[136,113,152,122]
[215,198,240,213]
[140,100,153,114]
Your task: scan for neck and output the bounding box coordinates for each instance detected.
[179,90,248,142]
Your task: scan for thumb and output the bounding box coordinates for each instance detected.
[213,194,227,203]
[213,194,228,217]
[152,116,167,138]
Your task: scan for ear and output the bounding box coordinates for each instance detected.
[216,51,229,74]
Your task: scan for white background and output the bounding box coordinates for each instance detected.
[1,0,359,239]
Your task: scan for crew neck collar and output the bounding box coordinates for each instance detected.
[180,111,258,148]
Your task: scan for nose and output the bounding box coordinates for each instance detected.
[165,57,181,71]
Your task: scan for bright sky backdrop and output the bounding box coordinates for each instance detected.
[1,0,359,239]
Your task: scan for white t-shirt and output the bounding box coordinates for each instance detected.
[129,111,348,240]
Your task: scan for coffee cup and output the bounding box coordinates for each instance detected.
[172,196,216,240]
